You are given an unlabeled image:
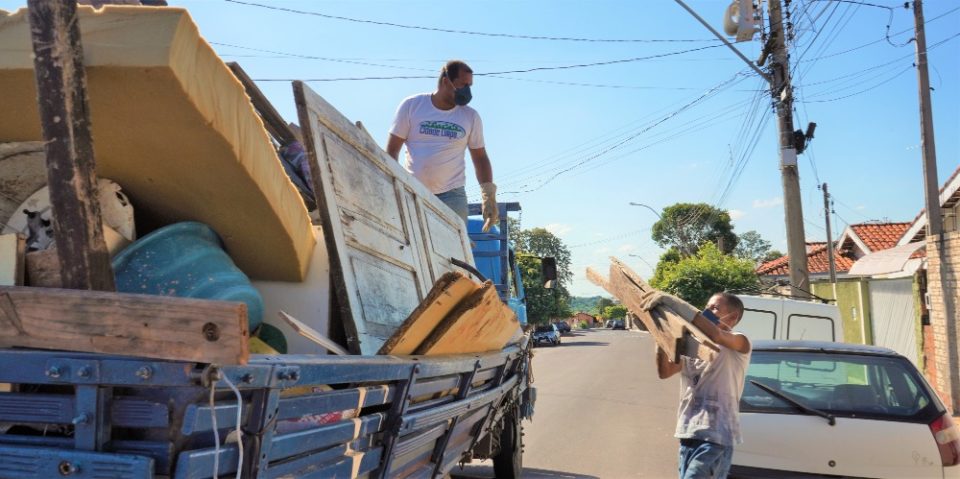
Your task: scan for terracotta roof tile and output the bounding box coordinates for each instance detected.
[757,243,855,276]
[849,222,912,252]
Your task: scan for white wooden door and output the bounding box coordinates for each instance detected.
[294,83,474,354]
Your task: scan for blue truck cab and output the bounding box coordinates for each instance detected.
[467,203,527,326]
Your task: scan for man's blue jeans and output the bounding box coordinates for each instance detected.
[679,438,733,479]
[435,186,468,223]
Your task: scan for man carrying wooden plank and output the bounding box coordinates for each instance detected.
[386,60,498,230]
[644,291,751,479]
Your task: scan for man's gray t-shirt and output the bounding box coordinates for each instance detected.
[675,337,751,446]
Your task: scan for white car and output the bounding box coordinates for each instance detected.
[733,340,960,478]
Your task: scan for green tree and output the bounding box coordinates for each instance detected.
[517,255,572,324]
[651,203,738,256]
[650,242,759,308]
[734,230,773,264]
[595,297,615,315]
[508,225,573,324]
[602,304,628,319]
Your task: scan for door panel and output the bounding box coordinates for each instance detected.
[295,82,474,354]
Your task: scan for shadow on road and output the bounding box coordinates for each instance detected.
[451,466,600,479]
[556,341,608,347]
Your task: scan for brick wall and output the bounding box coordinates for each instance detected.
[927,231,960,414]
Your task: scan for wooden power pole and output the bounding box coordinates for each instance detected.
[769,0,810,297]
[822,183,836,283]
[28,0,115,291]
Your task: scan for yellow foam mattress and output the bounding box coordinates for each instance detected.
[0,6,314,281]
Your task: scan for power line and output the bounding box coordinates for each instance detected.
[568,230,650,249]
[224,0,720,43]
[249,44,731,82]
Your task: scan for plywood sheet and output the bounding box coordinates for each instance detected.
[0,7,314,281]
[0,234,25,286]
[378,272,479,355]
[294,82,475,355]
[415,282,520,356]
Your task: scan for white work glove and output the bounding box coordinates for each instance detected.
[480,182,499,232]
[639,290,699,323]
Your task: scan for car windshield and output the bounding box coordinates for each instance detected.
[534,325,554,333]
[741,351,938,422]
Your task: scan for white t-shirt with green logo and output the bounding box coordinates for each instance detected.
[389,93,485,194]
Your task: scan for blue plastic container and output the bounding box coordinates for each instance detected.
[112,222,264,330]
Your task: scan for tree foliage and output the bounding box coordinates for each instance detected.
[517,255,572,324]
[601,304,628,319]
[508,223,573,324]
[595,297,615,316]
[650,242,759,309]
[734,230,773,264]
[651,203,738,256]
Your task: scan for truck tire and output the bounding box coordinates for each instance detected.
[492,410,522,479]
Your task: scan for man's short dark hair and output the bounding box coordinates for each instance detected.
[716,292,744,322]
[439,60,473,87]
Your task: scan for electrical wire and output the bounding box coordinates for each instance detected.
[251,44,731,82]
[223,0,720,43]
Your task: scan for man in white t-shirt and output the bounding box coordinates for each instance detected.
[643,291,751,479]
[386,60,498,230]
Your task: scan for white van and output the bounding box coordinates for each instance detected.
[736,295,843,342]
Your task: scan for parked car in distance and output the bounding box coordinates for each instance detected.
[553,321,571,334]
[532,324,561,347]
[611,320,626,330]
[733,340,960,479]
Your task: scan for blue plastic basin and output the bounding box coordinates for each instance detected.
[112,222,264,330]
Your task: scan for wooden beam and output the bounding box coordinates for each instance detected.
[587,257,718,362]
[227,62,298,146]
[27,0,114,291]
[0,286,249,364]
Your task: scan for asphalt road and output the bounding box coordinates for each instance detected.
[452,328,682,479]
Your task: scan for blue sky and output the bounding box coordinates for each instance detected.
[3,0,956,296]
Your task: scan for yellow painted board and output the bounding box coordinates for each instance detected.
[415,282,520,356]
[0,6,314,281]
[378,272,479,355]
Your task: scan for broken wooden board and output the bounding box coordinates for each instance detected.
[0,6,314,281]
[378,272,479,355]
[414,282,520,356]
[294,82,475,355]
[587,257,718,362]
[0,286,249,364]
[0,234,25,286]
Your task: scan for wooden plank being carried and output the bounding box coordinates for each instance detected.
[294,82,475,355]
[415,282,520,356]
[378,272,479,355]
[587,257,717,362]
[0,286,249,364]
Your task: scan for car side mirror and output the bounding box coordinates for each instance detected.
[541,257,557,289]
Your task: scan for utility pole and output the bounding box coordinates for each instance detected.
[914,0,957,413]
[769,0,810,298]
[822,183,836,283]
[914,0,942,236]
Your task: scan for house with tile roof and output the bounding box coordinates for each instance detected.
[756,222,912,281]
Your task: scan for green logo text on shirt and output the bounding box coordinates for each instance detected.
[419,121,466,140]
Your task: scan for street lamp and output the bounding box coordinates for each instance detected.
[628,202,661,219]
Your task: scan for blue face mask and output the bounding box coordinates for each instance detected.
[453,84,472,106]
[701,308,721,325]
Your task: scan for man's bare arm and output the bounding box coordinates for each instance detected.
[468,147,493,184]
[386,134,405,161]
[691,315,751,354]
[657,346,682,379]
